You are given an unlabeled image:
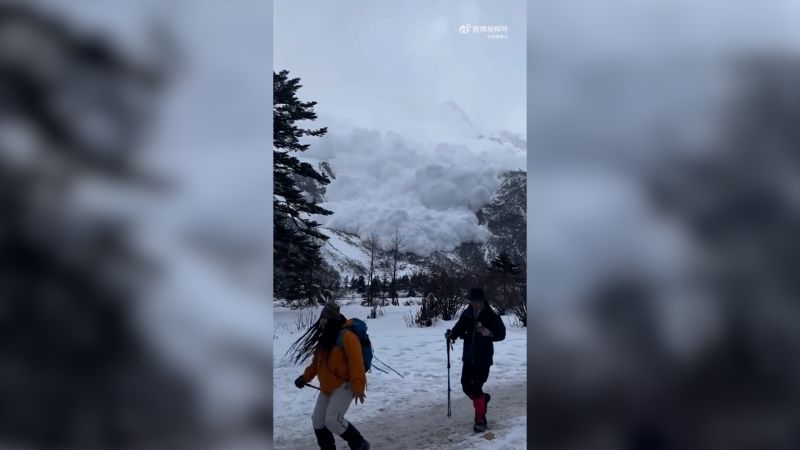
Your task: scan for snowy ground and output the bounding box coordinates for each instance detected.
[273,299,527,449]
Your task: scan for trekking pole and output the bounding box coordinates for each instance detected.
[373,356,405,379]
[371,365,390,375]
[446,337,452,418]
[304,383,321,391]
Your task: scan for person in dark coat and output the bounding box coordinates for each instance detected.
[445,288,506,432]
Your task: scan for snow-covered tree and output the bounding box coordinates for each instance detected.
[273,70,334,302]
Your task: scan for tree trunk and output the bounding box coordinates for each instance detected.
[391,252,398,306]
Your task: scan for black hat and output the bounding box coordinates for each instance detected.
[319,302,341,321]
[466,288,485,301]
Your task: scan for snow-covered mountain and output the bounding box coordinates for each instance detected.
[297,98,525,257]
[319,228,371,278]
[319,227,426,279]
[292,97,527,280]
[319,170,527,280]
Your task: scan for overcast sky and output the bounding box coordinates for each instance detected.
[275,0,526,136]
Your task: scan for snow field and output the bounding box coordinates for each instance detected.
[273,300,527,449]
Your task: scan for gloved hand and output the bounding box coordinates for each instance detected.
[445,329,453,342]
[294,376,305,389]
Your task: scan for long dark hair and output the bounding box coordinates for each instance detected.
[286,314,345,366]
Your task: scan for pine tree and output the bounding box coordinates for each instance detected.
[399,274,410,291]
[356,275,366,293]
[371,276,383,295]
[273,70,333,301]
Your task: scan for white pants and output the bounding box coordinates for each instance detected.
[311,382,353,435]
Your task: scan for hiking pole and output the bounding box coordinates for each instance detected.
[446,336,452,418]
[374,356,405,379]
[371,364,390,375]
[304,383,320,391]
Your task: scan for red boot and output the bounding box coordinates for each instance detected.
[472,395,487,432]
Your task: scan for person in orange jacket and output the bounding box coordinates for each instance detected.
[291,302,370,450]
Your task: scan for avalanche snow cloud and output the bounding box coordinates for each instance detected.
[275,0,526,257]
[308,125,525,257]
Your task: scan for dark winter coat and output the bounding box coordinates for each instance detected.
[450,301,506,365]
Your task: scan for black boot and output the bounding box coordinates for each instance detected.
[474,417,488,433]
[314,428,336,450]
[340,423,370,450]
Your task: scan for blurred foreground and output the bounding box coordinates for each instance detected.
[0,2,273,448]
[528,1,800,449]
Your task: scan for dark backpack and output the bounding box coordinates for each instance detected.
[337,318,374,372]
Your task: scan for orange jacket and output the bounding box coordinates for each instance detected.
[301,320,367,396]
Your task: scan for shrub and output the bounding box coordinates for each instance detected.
[368,304,385,319]
[509,300,527,327]
[403,306,438,328]
[295,308,317,332]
